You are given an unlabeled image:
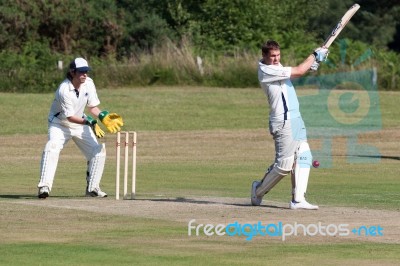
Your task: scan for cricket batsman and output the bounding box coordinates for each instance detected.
[251,40,328,209]
[37,57,123,198]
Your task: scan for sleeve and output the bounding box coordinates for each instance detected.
[58,85,76,118]
[258,65,292,84]
[85,78,101,107]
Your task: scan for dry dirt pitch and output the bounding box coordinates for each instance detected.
[1,129,399,245]
[9,196,400,244]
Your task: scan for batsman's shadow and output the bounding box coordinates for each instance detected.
[141,197,288,209]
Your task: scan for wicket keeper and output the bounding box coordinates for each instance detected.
[37,58,123,198]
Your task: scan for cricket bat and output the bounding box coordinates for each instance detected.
[323,4,360,48]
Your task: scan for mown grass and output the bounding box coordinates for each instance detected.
[1,201,399,265]
[1,85,399,135]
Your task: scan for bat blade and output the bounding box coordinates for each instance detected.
[323,4,360,48]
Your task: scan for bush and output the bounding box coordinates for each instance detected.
[0,38,399,92]
[0,42,64,92]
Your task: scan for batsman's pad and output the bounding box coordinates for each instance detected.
[255,155,294,197]
[293,142,312,202]
[38,141,62,191]
[99,111,123,133]
[87,143,106,192]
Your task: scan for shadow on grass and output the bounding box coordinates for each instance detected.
[355,155,400,160]
[334,154,400,160]
[0,195,289,209]
[0,194,37,199]
[140,197,288,209]
[0,194,87,199]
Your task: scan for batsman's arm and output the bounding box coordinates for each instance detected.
[290,54,317,78]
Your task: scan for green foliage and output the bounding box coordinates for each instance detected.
[0,41,63,92]
[374,49,400,91]
[116,0,176,58]
[0,0,400,91]
[0,1,41,50]
[310,0,400,49]
[203,54,259,87]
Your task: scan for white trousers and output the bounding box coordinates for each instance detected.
[37,122,103,190]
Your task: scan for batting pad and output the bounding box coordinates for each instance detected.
[293,142,312,202]
[256,155,294,197]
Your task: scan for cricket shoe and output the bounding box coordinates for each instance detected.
[251,181,262,206]
[289,200,319,210]
[38,186,50,199]
[86,187,107,198]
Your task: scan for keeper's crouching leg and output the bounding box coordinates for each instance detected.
[38,141,62,191]
[86,143,107,197]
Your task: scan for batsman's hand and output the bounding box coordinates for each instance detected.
[313,47,329,62]
[85,116,105,138]
[99,110,124,133]
[310,61,320,72]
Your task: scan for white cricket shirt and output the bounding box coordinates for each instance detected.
[48,77,100,128]
[258,61,301,122]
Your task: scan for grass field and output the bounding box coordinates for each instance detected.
[0,86,399,265]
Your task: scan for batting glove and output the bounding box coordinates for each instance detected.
[310,61,320,71]
[313,47,329,62]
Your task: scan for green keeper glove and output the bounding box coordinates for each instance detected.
[98,110,124,133]
[85,116,105,138]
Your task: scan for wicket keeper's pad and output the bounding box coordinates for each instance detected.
[38,141,62,191]
[293,142,312,202]
[87,143,106,192]
[255,155,293,197]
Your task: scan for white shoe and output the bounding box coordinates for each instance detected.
[251,181,262,206]
[289,200,319,210]
[86,187,107,198]
[38,186,50,199]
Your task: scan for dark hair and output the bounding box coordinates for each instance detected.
[66,70,74,81]
[261,40,280,55]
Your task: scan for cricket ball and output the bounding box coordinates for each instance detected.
[312,160,320,168]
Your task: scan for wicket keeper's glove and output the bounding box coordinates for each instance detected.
[99,110,124,133]
[85,116,105,138]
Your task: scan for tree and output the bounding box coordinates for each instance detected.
[0,1,41,51]
[309,0,400,49]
